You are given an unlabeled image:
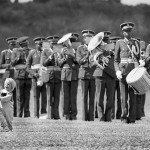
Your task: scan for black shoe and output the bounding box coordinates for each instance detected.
[71,117,77,120]
[127,118,135,124]
[41,111,47,114]
[24,115,30,118]
[116,116,121,119]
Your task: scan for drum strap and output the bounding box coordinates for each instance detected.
[127,44,134,60]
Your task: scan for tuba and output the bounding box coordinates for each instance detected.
[88,32,111,69]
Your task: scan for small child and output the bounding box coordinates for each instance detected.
[0,78,16,132]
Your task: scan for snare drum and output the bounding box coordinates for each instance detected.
[126,67,150,94]
[41,66,54,83]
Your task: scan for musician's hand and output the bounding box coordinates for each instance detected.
[48,53,55,60]
[116,70,122,80]
[109,50,114,56]
[37,79,43,86]
[6,64,11,69]
[33,73,39,79]
[139,59,145,67]
[85,51,90,58]
[17,54,21,61]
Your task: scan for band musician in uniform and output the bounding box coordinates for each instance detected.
[11,36,32,118]
[76,30,95,121]
[26,37,47,118]
[0,37,17,117]
[98,31,116,122]
[41,35,61,120]
[58,33,79,120]
[114,22,140,123]
[110,36,122,119]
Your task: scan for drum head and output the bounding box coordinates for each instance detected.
[126,67,146,83]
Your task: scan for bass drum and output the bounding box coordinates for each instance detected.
[103,55,117,79]
[126,67,150,94]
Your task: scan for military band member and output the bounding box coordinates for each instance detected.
[0,37,17,117]
[11,36,32,118]
[61,33,80,117]
[98,31,116,122]
[76,30,95,121]
[58,33,79,120]
[110,36,122,119]
[41,35,61,119]
[114,22,140,123]
[26,37,47,118]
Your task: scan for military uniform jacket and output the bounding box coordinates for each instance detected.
[11,47,31,79]
[41,48,61,81]
[26,49,42,78]
[59,47,78,81]
[0,49,14,78]
[114,38,140,77]
[76,44,95,79]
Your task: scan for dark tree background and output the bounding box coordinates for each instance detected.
[0,0,149,49]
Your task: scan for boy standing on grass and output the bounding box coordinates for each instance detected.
[0,78,16,132]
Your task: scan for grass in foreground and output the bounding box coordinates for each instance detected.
[0,117,150,150]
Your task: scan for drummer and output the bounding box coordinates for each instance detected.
[114,22,140,123]
[26,37,47,118]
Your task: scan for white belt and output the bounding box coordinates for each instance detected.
[31,64,41,70]
[121,58,136,63]
[0,69,6,74]
[63,66,71,69]
[15,64,26,70]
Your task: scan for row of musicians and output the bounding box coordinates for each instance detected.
[0,29,146,122]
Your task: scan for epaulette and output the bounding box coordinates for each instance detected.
[29,49,36,54]
[132,38,139,42]
[1,49,8,53]
[117,39,123,42]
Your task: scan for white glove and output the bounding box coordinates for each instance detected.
[116,70,122,80]
[139,59,145,67]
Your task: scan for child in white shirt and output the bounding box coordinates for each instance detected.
[0,78,16,132]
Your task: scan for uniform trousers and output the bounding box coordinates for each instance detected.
[141,94,146,117]
[62,80,78,120]
[46,79,61,119]
[16,79,31,117]
[32,78,47,118]
[98,73,115,121]
[81,79,95,121]
[119,78,136,122]
[112,80,122,119]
